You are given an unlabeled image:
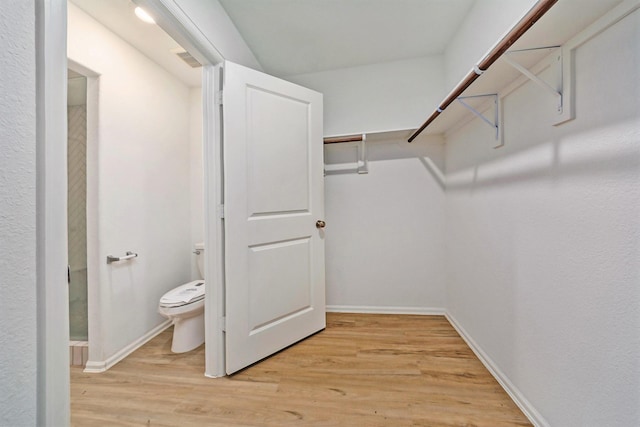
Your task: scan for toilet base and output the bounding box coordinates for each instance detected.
[171,311,204,353]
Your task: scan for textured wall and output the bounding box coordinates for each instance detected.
[444,10,640,426]
[0,1,37,425]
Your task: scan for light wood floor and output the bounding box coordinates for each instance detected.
[71,313,531,426]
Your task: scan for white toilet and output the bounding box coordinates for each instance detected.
[158,243,205,353]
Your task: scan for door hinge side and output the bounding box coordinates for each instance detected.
[217,204,225,219]
[215,90,223,106]
[220,316,226,332]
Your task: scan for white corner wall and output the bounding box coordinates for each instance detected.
[286,56,445,137]
[68,3,192,363]
[443,0,536,89]
[325,134,446,313]
[0,1,37,425]
[444,9,640,426]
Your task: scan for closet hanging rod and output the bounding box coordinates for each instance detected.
[408,0,558,143]
[323,135,364,144]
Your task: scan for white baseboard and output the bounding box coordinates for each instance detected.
[444,312,549,427]
[84,320,171,373]
[69,341,89,367]
[326,305,445,315]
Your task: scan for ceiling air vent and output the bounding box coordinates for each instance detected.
[171,48,202,68]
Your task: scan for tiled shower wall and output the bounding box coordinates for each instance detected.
[68,96,88,341]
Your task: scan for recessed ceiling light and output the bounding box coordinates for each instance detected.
[134,7,155,24]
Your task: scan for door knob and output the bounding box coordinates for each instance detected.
[316,220,326,229]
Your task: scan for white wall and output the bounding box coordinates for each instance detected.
[287,56,445,137]
[0,1,37,425]
[325,134,446,312]
[68,3,192,362]
[444,0,536,89]
[189,87,204,278]
[172,0,262,71]
[444,10,640,426]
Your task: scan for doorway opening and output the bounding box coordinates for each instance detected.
[66,0,212,374]
[41,0,222,422]
[67,69,89,365]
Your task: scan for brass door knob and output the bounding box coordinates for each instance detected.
[316,220,326,229]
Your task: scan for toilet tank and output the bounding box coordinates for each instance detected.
[195,242,205,279]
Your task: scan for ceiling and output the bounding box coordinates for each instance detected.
[70,0,475,84]
[219,0,475,77]
[69,0,202,87]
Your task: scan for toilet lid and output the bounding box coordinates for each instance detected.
[160,280,205,307]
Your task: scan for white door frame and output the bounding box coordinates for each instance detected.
[67,58,102,366]
[37,0,227,424]
[36,1,71,425]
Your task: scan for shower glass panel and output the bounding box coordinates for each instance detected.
[68,71,88,341]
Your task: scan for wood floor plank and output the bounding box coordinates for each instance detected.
[71,313,531,426]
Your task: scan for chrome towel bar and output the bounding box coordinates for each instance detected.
[106,251,138,264]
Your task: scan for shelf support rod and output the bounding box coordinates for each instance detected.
[456,94,499,140]
[407,0,558,142]
[323,135,363,144]
[503,48,562,113]
[323,133,368,175]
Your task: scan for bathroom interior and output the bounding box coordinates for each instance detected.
[67,0,206,370]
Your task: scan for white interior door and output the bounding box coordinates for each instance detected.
[223,61,325,374]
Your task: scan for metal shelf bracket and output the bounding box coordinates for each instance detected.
[456,94,503,148]
[356,134,368,174]
[503,46,563,114]
[323,133,368,175]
